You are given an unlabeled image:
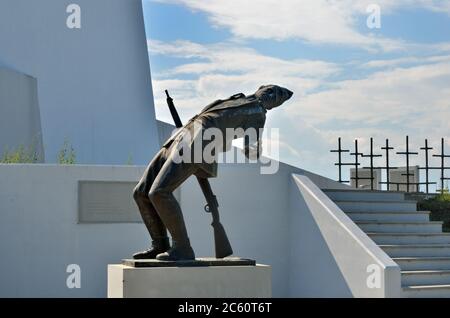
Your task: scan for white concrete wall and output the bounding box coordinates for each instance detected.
[0,68,44,161]
[289,174,401,297]
[0,161,350,297]
[0,0,159,164]
[0,164,148,297]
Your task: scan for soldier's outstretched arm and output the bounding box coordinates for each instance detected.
[243,117,266,160]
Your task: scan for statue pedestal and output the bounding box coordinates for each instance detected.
[107,258,271,298]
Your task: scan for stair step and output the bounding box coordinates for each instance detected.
[346,211,430,222]
[356,221,442,233]
[380,244,450,257]
[323,189,405,202]
[403,284,450,298]
[328,193,450,297]
[335,200,417,213]
[393,257,450,270]
[402,270,450,286]
[368,232,450,244]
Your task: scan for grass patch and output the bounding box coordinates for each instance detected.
[1,144,40,163]
[57,138,76,164]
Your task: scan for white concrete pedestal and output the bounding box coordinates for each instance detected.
[107,264,271,298]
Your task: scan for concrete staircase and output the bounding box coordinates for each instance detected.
[324,189,450,298]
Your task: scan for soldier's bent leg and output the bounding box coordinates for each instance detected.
[148,157,199,261]
[132,148,170,259]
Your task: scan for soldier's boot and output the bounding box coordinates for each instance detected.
[133,187,170,259]
[156,239,195,261]
[133,237,170,259]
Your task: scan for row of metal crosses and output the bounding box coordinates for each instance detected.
[331,137,450,193]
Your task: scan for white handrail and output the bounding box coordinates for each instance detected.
[289,174,401,297]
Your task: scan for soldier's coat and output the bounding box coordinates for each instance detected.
[162,93,267,178]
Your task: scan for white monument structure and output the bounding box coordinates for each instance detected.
[1,0,449,298]
[0,0,160,164]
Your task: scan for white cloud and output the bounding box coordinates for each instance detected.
[290,56,450,176]
[362,55,450,68]
[149,39,339,121]
[295,58,450,130]
[153,0,450,51]
[148,39,339,78]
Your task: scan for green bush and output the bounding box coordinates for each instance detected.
[57,138,76,164]
[418,193,450,232]
[1,144,40,163]
[437,192,450,202]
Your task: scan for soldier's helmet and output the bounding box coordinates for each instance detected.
[254,85,293,110]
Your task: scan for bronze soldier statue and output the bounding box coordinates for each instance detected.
[132,85,293,261]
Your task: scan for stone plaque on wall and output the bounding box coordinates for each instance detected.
[78,180,181,223]
[78,181,141,223]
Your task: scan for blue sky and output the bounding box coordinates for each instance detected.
[141,0,450,186]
